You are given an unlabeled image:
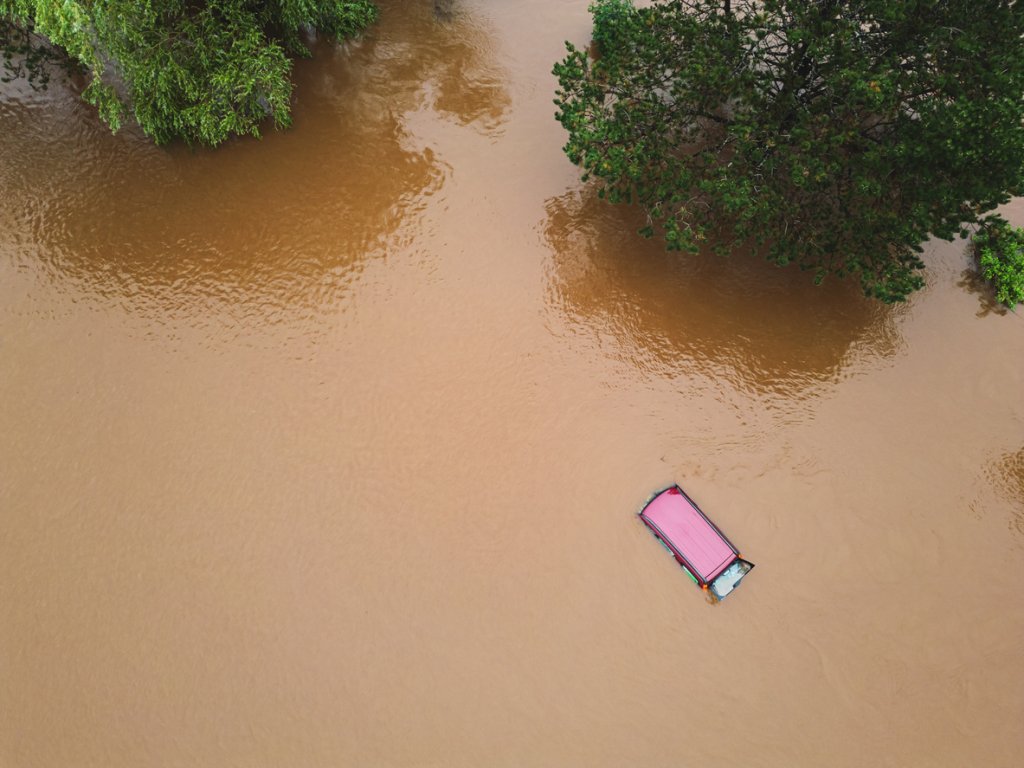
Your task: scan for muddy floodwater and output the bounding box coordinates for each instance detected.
[2,2,1023,766]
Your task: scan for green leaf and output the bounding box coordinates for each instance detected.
[553,0,1024,303]
[1,0,379,145]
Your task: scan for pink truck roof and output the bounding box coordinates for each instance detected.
[639,486,737,582]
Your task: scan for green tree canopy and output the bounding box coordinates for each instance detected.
[554,0,1024,302]
[1,0,378,145]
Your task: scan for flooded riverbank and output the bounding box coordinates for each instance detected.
[2,2,1022,765]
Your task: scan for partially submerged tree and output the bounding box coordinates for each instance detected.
[0,0,379,145]
[554,0,1024,302]
[974,220,1024,309]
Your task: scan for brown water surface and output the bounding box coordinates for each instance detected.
[2,2,1023,766]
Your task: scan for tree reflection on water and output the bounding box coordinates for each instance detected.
[0,0,509,324]
[986,447,1024,537]
[543,189,904,398]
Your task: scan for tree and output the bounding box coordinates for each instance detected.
[974,220,1024,308]
[0,0,379,145]
[553,0,1024,302]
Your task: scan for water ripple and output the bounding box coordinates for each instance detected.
[541,189,903,403]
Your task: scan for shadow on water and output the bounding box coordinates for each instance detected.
[0,0,509,325]
[957,267,1010,318]
[986,447,1024,537]
[542,189,903,398]
[304,0,510,136]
